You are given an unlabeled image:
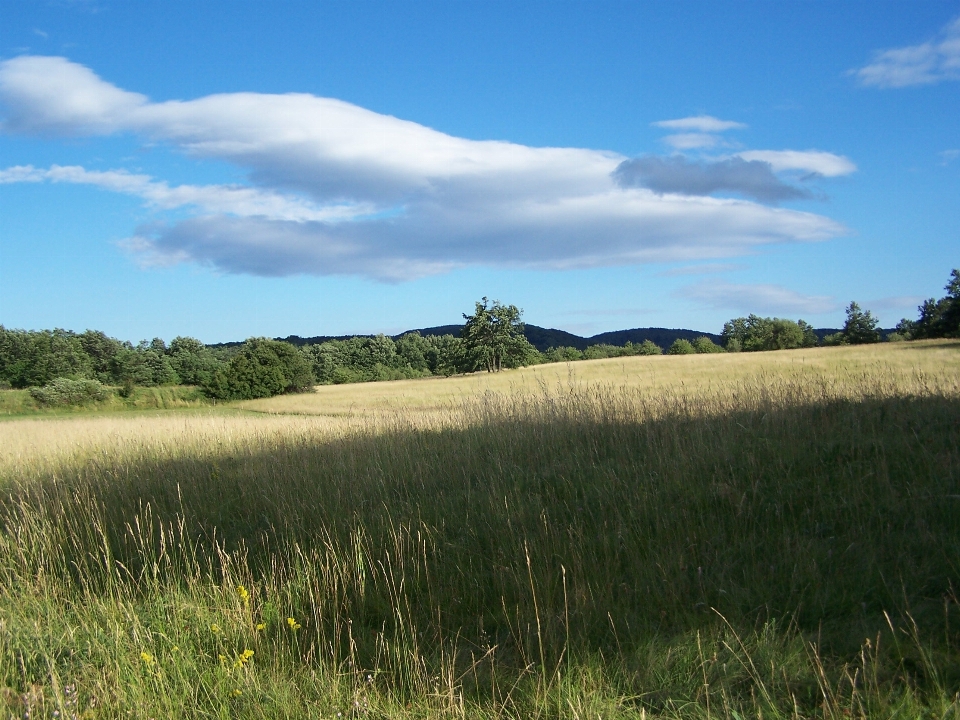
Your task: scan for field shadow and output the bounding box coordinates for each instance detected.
[2,389,959,691]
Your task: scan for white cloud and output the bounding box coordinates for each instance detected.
[652,115,747,132]
[660,263,746,277]
[0,164,373,222]
[681,281,837,315]
[736,150,857,177]
[662,133,724,150]
[863,295,924,312]
[853,17,960,88]
[940,149,960,165]
[0,56,850,280]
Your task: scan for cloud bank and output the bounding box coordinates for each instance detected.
[680,281,837,316]
[0,56,850,280]
[853,17,960,87]
[613,155,810,203]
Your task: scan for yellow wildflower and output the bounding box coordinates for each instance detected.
[211,624,221,634]
[286,617,300,631]
[236,584,250,605]
[231,688,242,697]
[255,622,266,632]
[140,652,154,665]
[234,649,255,668]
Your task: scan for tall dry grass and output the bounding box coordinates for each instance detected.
[0,341,958,718]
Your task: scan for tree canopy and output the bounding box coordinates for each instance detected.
[461,298,538,372]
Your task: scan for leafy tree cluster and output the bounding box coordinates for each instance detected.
[0,327,219,389]
[894,268,960,340]
[721,316,818,352]
[667,336,727,354]
[822,302,882,345]
[0,326,316,402]
[542,340,663,362]
[302,332,462,384]
[206,338,314,400]
[460,298,540,372]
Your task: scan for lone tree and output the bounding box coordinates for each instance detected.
[842,301,881,344]
[461,298,533,372]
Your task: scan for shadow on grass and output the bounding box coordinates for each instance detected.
[2,389,959,705]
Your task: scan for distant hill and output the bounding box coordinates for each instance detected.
[217,324,725,352]
[213,324,897,352]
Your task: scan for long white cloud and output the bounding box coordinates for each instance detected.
[853,17,960,88]
[680,281,837,316]
[735,150,856,177]
[0,56,850,280]
[0,164,371,222]
[652,115,747,132]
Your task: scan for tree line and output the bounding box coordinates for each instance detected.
[2,268,956,403]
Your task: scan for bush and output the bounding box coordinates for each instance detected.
[692,336,724,353]
[205,338,315,400]
[29,378,108,406]
[721,316,817,352]
[668,339,696,355]
[633,339,663,355]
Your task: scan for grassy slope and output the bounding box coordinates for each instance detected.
[0,341,958,718]
[0,384,213,417]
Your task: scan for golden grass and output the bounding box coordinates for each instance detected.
[3,340,957,480]
[1,339,958,717]
[240,338,960,417]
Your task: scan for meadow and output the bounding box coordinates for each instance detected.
[0,341,959,718]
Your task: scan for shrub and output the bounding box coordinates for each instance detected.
[668,338,696,355]
[29,378,108,406]
[205,338,315,400]
[692,336,725,353]
[633,339,663,355]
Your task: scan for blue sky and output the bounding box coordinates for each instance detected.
[1,0,958,343]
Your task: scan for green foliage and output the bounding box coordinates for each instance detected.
[582,343,623,360]
[77,329,124,382]
[0,327,92,388]
[461,297,536,372]
[543,346,583,362]
[722,315,818,352]
[909,268,960,339]
[542,340,661,364]
[822,331,848,346]
[303,332,448,384]
[841,301,881,344]
[691,335,724,353]
[895,317,917,340]
[668,338,695,354]
[28,377,108,406]
[206,338,315,400]
[167,336,222,386]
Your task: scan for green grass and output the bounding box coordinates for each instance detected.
[0,384,213,417]
[0,344,959,717]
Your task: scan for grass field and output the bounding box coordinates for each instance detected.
[0,384,212,417]
[1,341,959,718]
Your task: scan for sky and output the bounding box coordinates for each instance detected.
[0,1,958,343]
